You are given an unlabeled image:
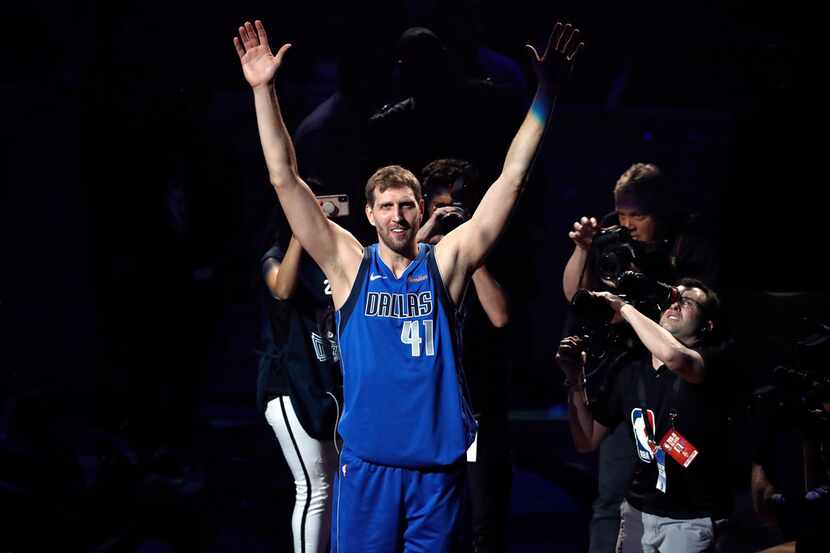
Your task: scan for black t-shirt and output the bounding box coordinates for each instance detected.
[458,285,511,417]
[592,350,732,519]
[258,242,342,440]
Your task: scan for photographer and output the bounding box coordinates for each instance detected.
[557,279,732,553]
[416,159,509,329]
[416,158,512,553]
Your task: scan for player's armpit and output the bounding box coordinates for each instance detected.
[431,221,475,305]
[325,225,364,311]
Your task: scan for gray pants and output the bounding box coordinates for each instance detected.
[616,500,714,553]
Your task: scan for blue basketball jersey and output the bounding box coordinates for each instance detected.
[336,243,477,467]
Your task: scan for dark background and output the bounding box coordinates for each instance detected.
[1,1,817,551]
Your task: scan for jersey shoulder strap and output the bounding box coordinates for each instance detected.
[338,246,371,329]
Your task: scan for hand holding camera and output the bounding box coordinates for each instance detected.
[593,291,628,322]
[571,288,627,326]
[556,336,587,386]
[417,203,467,244]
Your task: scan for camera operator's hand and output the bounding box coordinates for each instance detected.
[594,291,627,324]
[568,216,599,250]
[416,205,466,245]
[556,336,586,386]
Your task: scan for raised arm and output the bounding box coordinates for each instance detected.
[435,23,584,301]
[597,292,705,383]
[234,21,361,306]
[563,216,599,301]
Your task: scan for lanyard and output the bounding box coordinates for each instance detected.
[637,375,657,445]
[636,361,683,442]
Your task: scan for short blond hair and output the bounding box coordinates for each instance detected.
[365,165,422,206]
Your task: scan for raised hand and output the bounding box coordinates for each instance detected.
[233,20,292,89]
[568,216,599,249]
[526,22,584,88]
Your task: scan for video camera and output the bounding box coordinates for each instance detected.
[572,271,679,327]
[591,225,646,289]
[569,273,680,406]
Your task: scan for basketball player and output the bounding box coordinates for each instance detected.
[234,19,583,553]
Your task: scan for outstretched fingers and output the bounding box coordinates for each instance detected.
[254,20,270,51]
[555,23,572,51]
[237,24,258,53]
[561,27,578,54]
[525,22,562,62]
[244,21,259,48]
[563,25,585,62]
[567,39,584,62]
[233,36,245,59]
[238,24,251,47]
[526,22,584,65]
[556,25,584,62]
[545,22,563,59]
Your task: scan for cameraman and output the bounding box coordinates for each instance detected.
[557,279,731,553]
[563,163,719,302]
[416,158,512,553]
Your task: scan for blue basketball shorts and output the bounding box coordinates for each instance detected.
[331,447,465,553]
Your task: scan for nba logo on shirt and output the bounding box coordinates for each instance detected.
[630,408,657,463]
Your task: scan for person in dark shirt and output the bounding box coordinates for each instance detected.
[558,278,730,552]
[259,228,342,553]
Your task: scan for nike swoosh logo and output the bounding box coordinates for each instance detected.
[369,274,386,281]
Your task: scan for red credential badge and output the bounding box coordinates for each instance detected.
[659,429,699,468]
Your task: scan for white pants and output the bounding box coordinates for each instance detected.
[265,396,339,553]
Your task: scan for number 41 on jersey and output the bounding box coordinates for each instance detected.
[400,319,435,357]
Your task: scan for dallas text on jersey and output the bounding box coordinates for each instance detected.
[363,291,434,319]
